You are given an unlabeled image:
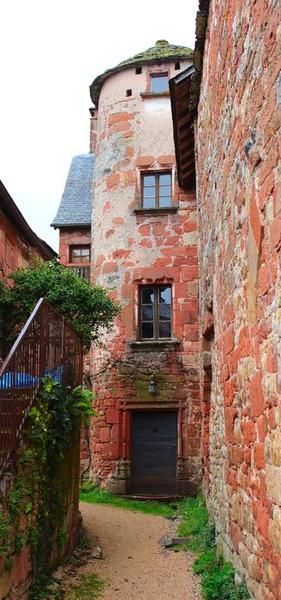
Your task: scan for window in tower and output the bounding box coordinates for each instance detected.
[141,172,172,209]
[139,284,172,340]
[150,73,169,93]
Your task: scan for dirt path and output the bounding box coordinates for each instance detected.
[80,501,202,600]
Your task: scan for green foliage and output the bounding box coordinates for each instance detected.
[68,573,105,599]
[200,559,250,600]
[7,479,29,518]
[0,513,12,556]
[80,483,175,517]
[176,496,250,600]
[0,378,95,596]
[27,379,95,594]
[0,258,118,350]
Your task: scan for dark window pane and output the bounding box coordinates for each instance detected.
[159,174,171,185]
[159,322,171,338]
[142,322,154,338]
[150,75,169,93]
[159,286,171,304]
[159,304,171,321]
[141,287,154,304]
[143,175,156,187]
[141,306,153,321]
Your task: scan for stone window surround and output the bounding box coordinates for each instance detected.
[141,171,172,210]
[138,283,172,340]
[141,65,172,98]
[134,163,178,213]
[130,276,181,348]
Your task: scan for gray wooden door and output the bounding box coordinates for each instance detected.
[131,411,177,496]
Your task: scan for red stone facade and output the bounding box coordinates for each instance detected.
[58,227,91,280]
[196,1,281,597]
[90,54,201,495]
[0,213,31,278]
[0,195,54,280]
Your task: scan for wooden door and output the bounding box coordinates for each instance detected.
[131,411,177,496]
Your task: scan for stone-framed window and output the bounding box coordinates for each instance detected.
[139,284,172,340]
[141,172,172,209]
[69,244,91,264]
[150,73,169,93]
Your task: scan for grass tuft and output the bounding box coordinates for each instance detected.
[177,496,250,600]
[68,573,104,599]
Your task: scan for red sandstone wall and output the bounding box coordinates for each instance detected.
[58,227,91,267]
[0,213,40,279]
[91,62,201,494]
[197,1,281,598]
[0,426,80,599]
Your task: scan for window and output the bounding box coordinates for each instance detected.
[139,285,172,340]
[69,245,91,263]
[135,66,142,74]
[150,73,169,93]
[141,172,172,209]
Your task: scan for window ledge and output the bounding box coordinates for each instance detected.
[140,91,170,99]
[128,339,180,351]
[133,207,178,215]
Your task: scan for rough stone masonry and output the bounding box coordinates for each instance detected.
[196,0,281,598]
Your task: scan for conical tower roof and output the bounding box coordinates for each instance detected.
[90,40,193,107]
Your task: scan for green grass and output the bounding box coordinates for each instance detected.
[177,496,250,600]
[80,482,177,517]
[67,573,104,599]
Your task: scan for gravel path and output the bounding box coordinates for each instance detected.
[80,501,202,600]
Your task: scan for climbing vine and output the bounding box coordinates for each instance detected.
[0,378,94,598]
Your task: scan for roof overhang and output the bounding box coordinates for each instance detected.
[51,222,91,230]
[0,181,57,260]
[169,65,196,190]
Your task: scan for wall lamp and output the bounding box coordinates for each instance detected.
[148,375,157,394]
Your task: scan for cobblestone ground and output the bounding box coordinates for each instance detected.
[80,501,202,600]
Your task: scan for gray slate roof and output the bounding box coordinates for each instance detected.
[51,153,94,228]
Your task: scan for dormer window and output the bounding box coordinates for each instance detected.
[150,73,169,93]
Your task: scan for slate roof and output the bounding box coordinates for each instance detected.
[51,153,94,228]
[90,40,193,107]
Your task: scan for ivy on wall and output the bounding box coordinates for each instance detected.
[0,378,94,598]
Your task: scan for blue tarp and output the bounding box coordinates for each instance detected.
[0,366,63,390]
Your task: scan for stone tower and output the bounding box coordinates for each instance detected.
[90,40,201,496]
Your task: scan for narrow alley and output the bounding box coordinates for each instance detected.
[80,502,202,600]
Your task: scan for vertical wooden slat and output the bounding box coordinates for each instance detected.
[0,298,83,476]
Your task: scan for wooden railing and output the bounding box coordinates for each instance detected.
[70,266,90,281]
[0,298,83,477]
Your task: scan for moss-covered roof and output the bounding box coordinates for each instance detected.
[90,40,193,107]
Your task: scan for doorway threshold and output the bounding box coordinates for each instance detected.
[124,495,179,502]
